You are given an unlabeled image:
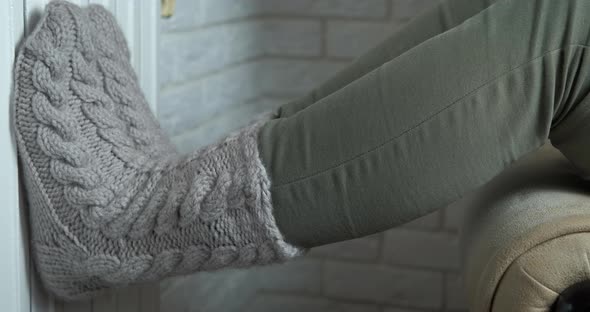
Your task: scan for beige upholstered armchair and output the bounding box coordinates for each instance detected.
[458,140,590,311]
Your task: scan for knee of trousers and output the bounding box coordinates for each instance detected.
[515,0,590,178]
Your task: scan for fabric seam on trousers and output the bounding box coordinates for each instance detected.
[271,43,590,189]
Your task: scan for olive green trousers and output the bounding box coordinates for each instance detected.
[257,0,590,248]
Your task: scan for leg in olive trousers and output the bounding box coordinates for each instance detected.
[257,0,590,248]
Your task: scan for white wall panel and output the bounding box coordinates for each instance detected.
[1,2,29,312]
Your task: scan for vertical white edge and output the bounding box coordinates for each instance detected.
[139,0,160,115]
[114,1,136,71]
[22,1,59,312]
[1,1,29,312]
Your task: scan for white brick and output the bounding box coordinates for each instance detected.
[246,258,323,293]
[161,0,390,32]
[159,60,264,137]
[158,80,204,136]
[160,0,260,32]
[257,0,389,19]
[160,0,200,32]
[402,209,441,230]
[245,293,381,312]
[161,259,322,312]
[446,273,469,311]
[160,19,323,87]
[382,228,461,271]
[326,21,403,58]
[308,233,381,261]
[323,261,443,309]
[383,308,423,312]
[160,275,186,295]
[159,22,260,87]
[258,19,322,56]
[260,59,348,96]
[170,95,279,151]
[444,200,467,232]
[201,60,262,111]
[169,110,244,151]
[199,0,260,25]
[160,269,253,312]
[392,0,438,20]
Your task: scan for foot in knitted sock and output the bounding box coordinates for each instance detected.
[13,1,304,300]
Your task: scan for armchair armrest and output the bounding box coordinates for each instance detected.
[456,141,590,311]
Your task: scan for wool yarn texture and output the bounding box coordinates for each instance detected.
[13,0,305,300]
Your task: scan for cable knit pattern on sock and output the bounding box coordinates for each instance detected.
[13,0,304,300]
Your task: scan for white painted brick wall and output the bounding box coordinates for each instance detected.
[382,228,461,271]
[245,293,382,312]
[326,21,404,58]
[323,261,443,309]
[159,21,259,87]
[258,19,323,56]
[307,233,381,261]
[392,0,438,20]
[256,0,390,18]
[158,0,470,311]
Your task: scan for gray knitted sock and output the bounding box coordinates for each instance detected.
[13,0,305,300]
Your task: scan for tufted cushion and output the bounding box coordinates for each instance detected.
[456,140,590,311]
[492,231,590,311]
